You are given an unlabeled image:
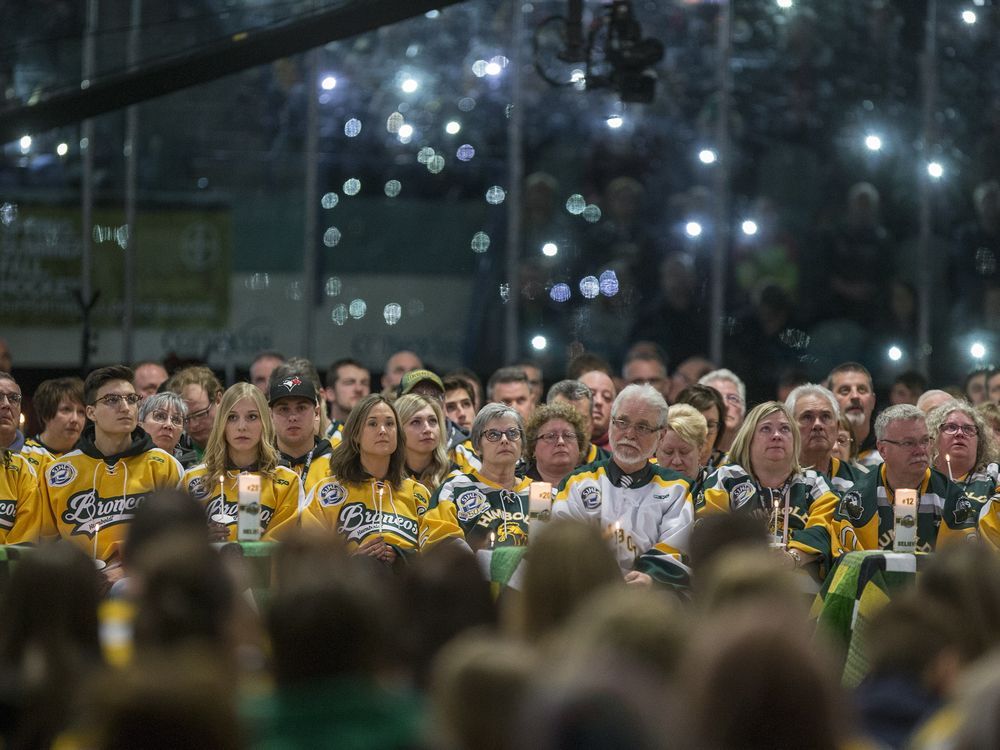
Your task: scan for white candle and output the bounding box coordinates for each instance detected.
[945,453,954,482]
[92,522,100,560]
[489,530,496,549]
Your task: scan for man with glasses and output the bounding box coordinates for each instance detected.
[822,404,977,559]
[0,371,51,472]
[40,365,183,576]
[553,383,695,589]
[164,366,224,464]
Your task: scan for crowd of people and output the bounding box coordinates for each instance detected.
[3,339,1000,748]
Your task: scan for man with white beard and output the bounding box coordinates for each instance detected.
[827,362,881,468]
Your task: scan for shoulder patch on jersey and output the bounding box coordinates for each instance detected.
[581,485,601,510]
[48,462,77,487]
[187,476,207,499]
[318,481,347,507]
[456,488,489,522]
[730,481,755,509]
[840,489,864,521]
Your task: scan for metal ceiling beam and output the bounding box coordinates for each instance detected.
[0,0,469,144]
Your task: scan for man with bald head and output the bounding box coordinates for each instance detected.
[381,350,422,393]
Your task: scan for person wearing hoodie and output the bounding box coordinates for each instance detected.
[268,367,333,496]
[39,366,183,578]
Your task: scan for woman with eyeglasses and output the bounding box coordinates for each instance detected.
[138,391,193,464]
[300,394,464,565]
[424,403,533,549]
[698,401,840,573]
[182,382,302,542]
[927,399,998,507]
[524,402,587,487]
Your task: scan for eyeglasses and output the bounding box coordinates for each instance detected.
[940,423,977,438]
[185,405,213,423]
[0,393,22,405]
[483,428,521,442]
[723,393,744,406]
[881,436,931,451]
[148,410,184,428]
[610,417,661,436]
[94,393,141,407]
[537,431,576,444]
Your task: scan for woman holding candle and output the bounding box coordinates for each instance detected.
[928,399,998,506]
[698,401,840,571]
[182,382,302,542]
[425,403,532,550]
[395,393,451,492]
[301,394,464,564]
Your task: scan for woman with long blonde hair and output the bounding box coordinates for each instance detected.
[395,393,451,492]
[182,382,302,541]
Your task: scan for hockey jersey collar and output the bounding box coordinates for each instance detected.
[605,458,655,489]
[78,423,154,464]
[281,436,333,467]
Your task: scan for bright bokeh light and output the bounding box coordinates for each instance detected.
[864,134,882,151]
[542,242,558,257]
[401,77,419,93]
[741,220,759,236]
[927,161,944,179]
[445,120,461,135]
[685,221,703,238]
[320,75,337,90]
[607,115,624,129]
[888,345,903,362]
[485,61,502,76]
[961,10,977,24]
[398,124,414,139]
[56,142,68,156]
[970,342,986,359]
[531,335,547,351]
[698,148,717,165]
[19,135,31,152]
[777,0,793,8]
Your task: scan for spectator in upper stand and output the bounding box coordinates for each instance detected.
[965,368,990,406]
[132,361,169,399]
[622,346,670,402]
[381,350,422,393]
[785,383,867,495]
[323,358,370,427]
[988,368,1000,405]
[890,370,927,406]
[28,377,86,458]
[250,350,286,393]
[951,179,1000,328]
[579,369,617,452]
[628,252,710,369]
[699,369,747,454]
[826,362,881,468]
[818,181,894,325]
[917,389,953,415]
[513,360,544,405]
[668,355,715,402]
[164,366,224,464]
[443,377,476,433]
[727,283,804,401]
[547,379,609,465]
[487,367,535,424]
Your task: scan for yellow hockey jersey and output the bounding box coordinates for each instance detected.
[40,428,183,561]
[182,463,303,542]
[302,474,464,553]
[1,451,43,544]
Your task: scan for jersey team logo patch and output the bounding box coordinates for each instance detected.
[319,481,347,507]
[456,489,489,522]
[581,486,601,510]
[730,481,755,509]
[840,490,864,521]
[48,462,77,487]
[187,476,207,499]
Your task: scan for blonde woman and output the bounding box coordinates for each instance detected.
[395,393,451,492]
[656,403,709,488]
[698,401,839,572]
[182,382,302,541]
